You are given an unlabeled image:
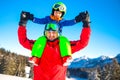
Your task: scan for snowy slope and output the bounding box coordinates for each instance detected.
[1,54,119,80]
[0,74,87,80]
[0,74,31,80]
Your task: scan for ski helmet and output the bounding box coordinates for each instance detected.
[52,2,66,17]
[44,23,60,35]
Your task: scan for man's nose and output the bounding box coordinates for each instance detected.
[49,32,54,36]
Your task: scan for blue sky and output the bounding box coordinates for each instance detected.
[0,0,120,58]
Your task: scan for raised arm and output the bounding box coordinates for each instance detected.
[59,11,89,27]
[71,27,91,53]
[70,11,91,53]
[59,19,76,26]
[18,11,35,50]
[33,16,49,24]
[19,11,49,24]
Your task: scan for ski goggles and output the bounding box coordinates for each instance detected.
[53,4,65,12]
[45,23,59,31]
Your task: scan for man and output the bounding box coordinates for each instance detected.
[18,11,91,80]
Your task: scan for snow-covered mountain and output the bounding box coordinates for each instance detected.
[67,54,120,79]
[115,53,120,63]
[69,54,120,68]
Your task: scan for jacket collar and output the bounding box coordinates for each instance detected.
[47,39,59,47]
[50,15,62,21]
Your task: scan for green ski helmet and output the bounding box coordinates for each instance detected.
[52,2,67,17]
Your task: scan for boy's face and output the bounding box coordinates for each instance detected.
[54,11,62,18]
[45,31,59,41]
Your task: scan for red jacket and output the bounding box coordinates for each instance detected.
[18,26,91,80]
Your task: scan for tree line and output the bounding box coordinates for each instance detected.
[0,48,33,78]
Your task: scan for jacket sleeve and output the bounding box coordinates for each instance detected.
[59,19,76,27]
[70,26,91,54]
[17,26,35,50]
[32,16,50,24]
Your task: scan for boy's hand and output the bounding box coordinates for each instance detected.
[21,11,34,21]
[75,11,90,23]
[19,11,34,26]
[75,13,83,23]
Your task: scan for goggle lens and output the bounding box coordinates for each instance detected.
[54,4,60,9]
[53,4,64,12]
[46,23,58,31]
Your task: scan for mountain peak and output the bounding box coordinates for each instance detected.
[69,53,120,68]
[98,55,109,60]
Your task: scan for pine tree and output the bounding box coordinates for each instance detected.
[110,58,120,80]
[88,68,100,80]
[0,48,30,77]
[97,58,120,80]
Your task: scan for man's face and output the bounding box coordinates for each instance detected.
[54,11,62,18]
[45,31,59,41]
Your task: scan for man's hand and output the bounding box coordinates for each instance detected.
[82,11,90,23]
[81,11,90,27]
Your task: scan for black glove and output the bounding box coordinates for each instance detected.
[22,11,34,21]
[19,11,34,26]
[75,14,82,23]
[75,11,88,23]
[82,11,90,27]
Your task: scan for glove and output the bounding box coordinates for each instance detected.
[19,11,28,26]
[81,11,90,27]
[75,14,82,23]
[75,11,88,23]
[19,11,34,26]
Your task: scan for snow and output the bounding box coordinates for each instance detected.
[66,77,87,80]
[0,74,87,80]
[0,74,31,80]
